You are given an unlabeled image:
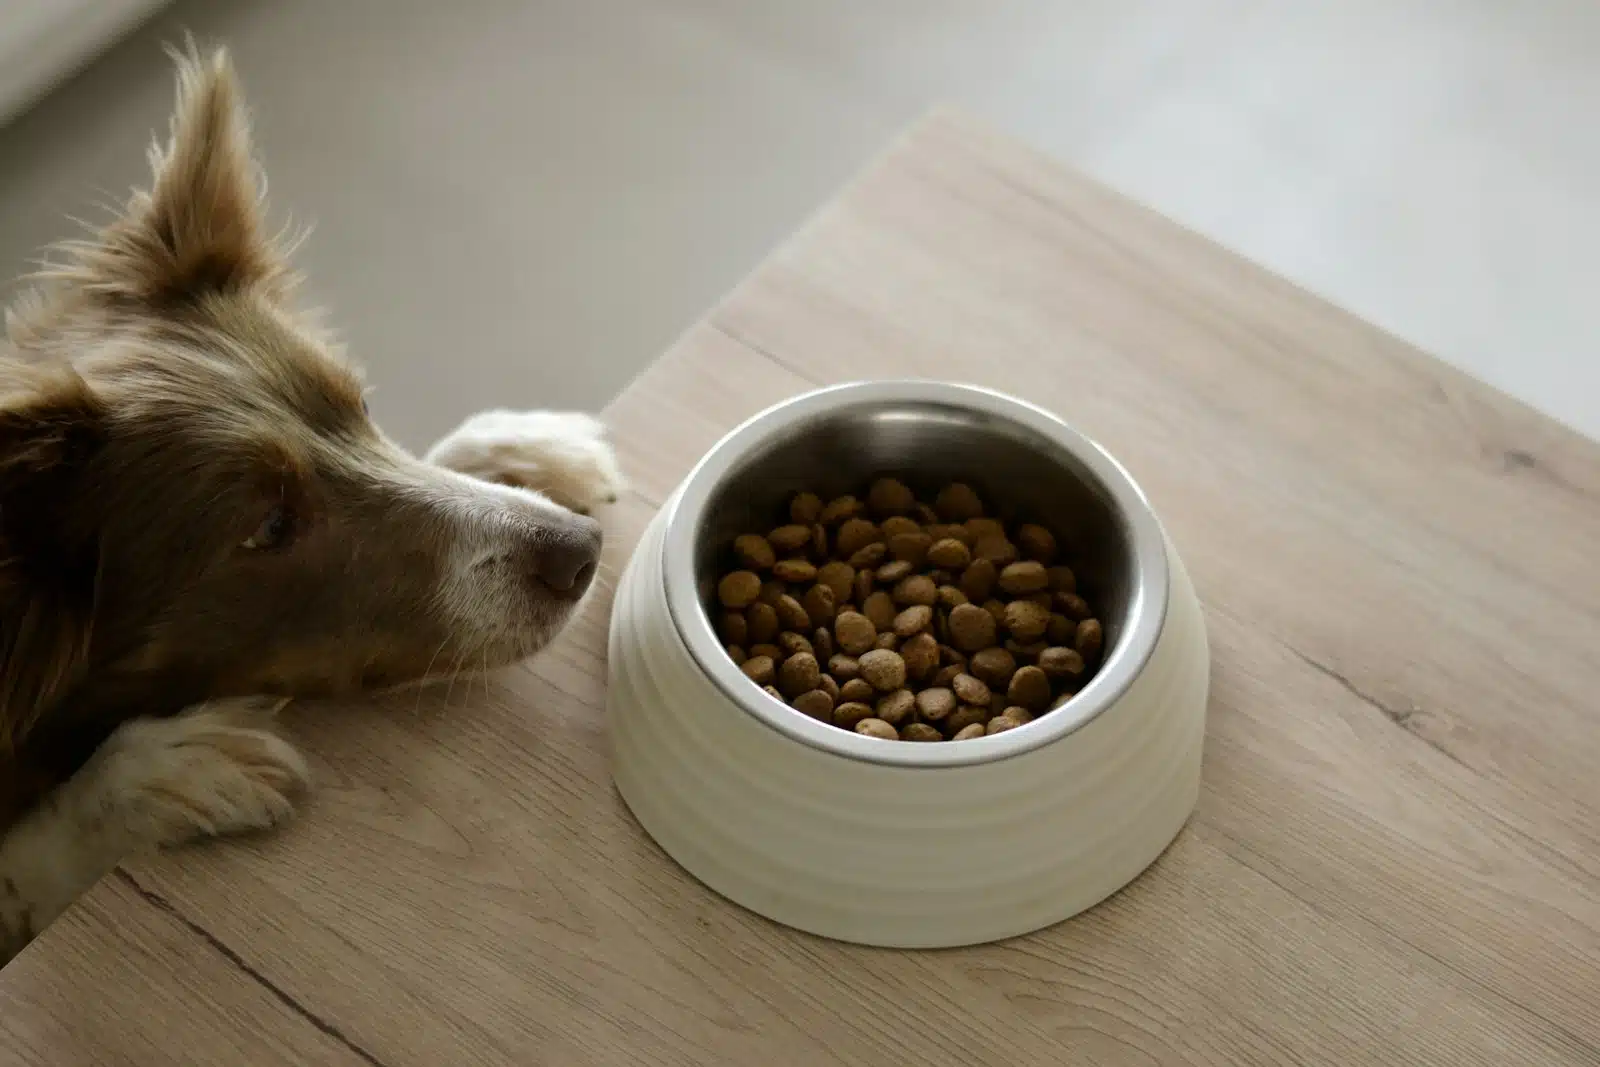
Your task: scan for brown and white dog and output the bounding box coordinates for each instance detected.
[0,47,624,962]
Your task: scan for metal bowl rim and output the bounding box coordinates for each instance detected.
[660,380,1171,769]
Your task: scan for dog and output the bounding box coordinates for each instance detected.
[0,46,624,963]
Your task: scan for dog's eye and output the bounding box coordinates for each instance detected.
[241,505,294,551]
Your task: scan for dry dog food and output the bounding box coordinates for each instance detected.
[714,478,1106,742]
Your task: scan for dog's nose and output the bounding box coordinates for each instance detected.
[532,515,602,599]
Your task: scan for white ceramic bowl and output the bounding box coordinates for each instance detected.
[607,382,1209,948]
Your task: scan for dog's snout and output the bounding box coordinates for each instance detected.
[531,515,602,599]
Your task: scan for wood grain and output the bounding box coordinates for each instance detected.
[2,111,1596,1066]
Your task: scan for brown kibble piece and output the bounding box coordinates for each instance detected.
[892,574,938,607]
[790,491,822,524]
[893,604,934,637]
[778,631,814,658]
[802,583,836,625]
[773,558,817,584]
[778,653,820,697]
[721,611,749,646]
[1039,646,1086,679]
[986,715,1021,735]
[934,483,984,522]
[726,644,747,665]
[880,515,921,539]
[776,594,811,631]
[965,517,1005,542]
[1004,599,1051,642]
[835,518,882,558]
[1006,639,1047,662]
[855,717,899,741]
[951,672,992,706]
[834,702,873,729]
[828,653,861,679]
[839,678,874,704]
[859,648,908,691]
[945,704,989,734]
[901,722,943,743]
[972,533,1018,567]
[875,559,914,584]
[818,674,841,702]
[888,531,933,568]
[819,495,862,524]
[852,568,875,604]
[1046,613,1074,646]
[792,689,834,722]
[848,542,888,569]
[759,580,786,606]
[1046,565,1077,593]
[811,523,828,558]
[749,643,782,661]
[868,477,916,517]
[1076,618,1104,660]
[734,534,776,571]
[834,611,877,655]
[817,561,855,602]
[932,664,963,688]
[900,632,939,678]
[947,602,998,653]
[747,602,779,644]
[982,599,1008,626]
[813,626,835,661]
[875,632,899,651]
[952,723,987,741]
[876,688,916,726]
[769,524,812,554]
[762,684,783,702]
[915,687,957,722]
[859,591,896,631]
[926,537,971,570]
[740,655,776,686]
[1007,666,1051,710]
[959,558,997,602]
[936,585,968,610]
[1016,523,1057,564]
[718,571,761,608]
[998,560,1049,595]
[1055,592,1092,620]
[968,647,1017,690]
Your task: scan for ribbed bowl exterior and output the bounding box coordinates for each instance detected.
[607,496,1209,948]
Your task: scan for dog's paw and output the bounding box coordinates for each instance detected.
[424,409,626,515]
[84,698,309,849]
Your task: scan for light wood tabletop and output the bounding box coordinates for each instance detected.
[3,112,1597,1067]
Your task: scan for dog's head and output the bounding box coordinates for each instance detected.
[0,49,600,751]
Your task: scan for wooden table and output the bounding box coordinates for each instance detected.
[3,113,1597,1066]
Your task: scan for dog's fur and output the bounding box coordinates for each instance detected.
[0,48,623,962]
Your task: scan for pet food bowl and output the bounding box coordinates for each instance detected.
[606,381,1209,948]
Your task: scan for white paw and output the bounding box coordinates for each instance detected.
[424,409,626,515]
[82,698,309,848]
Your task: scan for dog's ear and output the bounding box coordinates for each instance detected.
[0,368,106,753]
[53,44,293,305]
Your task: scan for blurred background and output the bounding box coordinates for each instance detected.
[1,0,1594,451]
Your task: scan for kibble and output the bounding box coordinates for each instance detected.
[859,648,908,692]
[792,688,834,721]
[718,571,761,608]
[769,524,812,554]
[855,717,899,740]
[714,481,1106,741]
[790,491,823,524]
